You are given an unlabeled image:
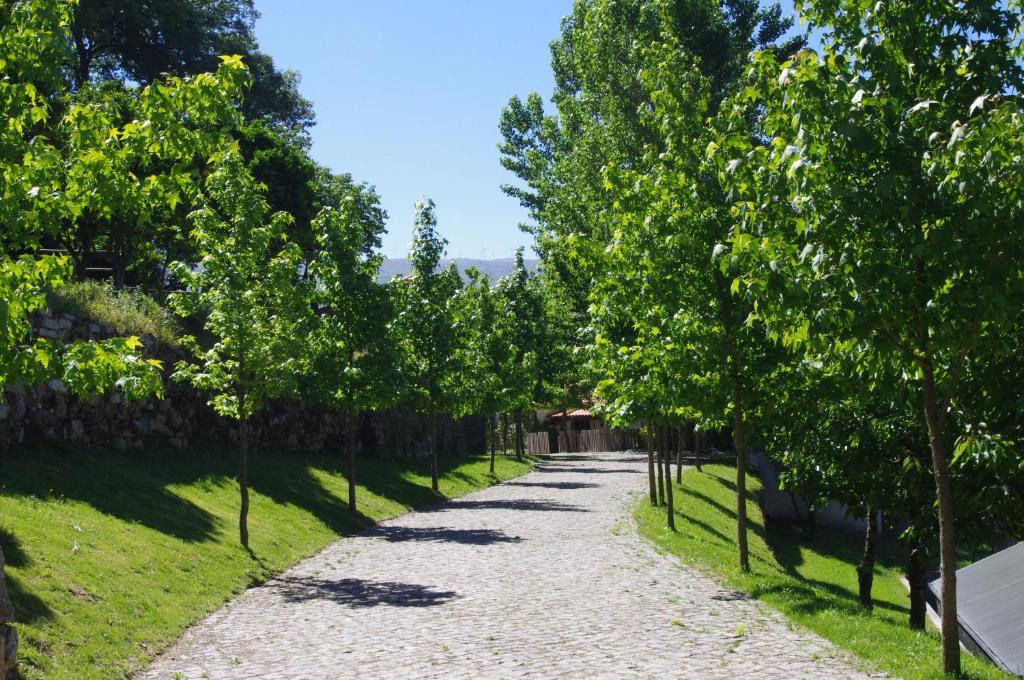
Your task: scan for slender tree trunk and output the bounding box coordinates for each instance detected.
[676,425,684,484]
[430,411,439,493]
[732,376,750,572]
[489,415,496,473]
[857,507,878,609]
[645,421,657,506]
[71,15,92,89]
[921,361,959,674]
[804,507,817,542]
[694,428,703,472]
[561,408,572,453]
[0,544,16,680]
[238,413,250,549]
[908,544,927,630]
[346,410,358,513]
[514,409,523,461]
[655,426,665,506]
[502,413,509,455]
[661,425,676,530]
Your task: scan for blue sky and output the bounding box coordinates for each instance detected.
[254,2,813,259]
[254,1,571,259]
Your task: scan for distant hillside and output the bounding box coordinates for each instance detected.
[378,257,539,283]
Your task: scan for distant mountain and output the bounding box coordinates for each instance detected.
[378,258,539,284]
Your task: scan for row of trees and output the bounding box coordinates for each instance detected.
[1,1,566,671]
[501,0,1024,674]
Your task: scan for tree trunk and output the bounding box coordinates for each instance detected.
[346,410,358,513]
[694,428,703,473]
[430,411,439,493]
[645,422,657,506]
[908,545,927,630]
[661,425,675,530]
[502,413,509,455]
[514,409,523,461]
[0,544,15,680]
[655,427,665,506]
[804,507,817,543]
[857,507,878,609]
[489,415,496,473]
[238,414,250,549]
[676,426,684,484]
[922,360,959,674]
[71,15,91,88]
[561,409,572,453]
[732,377,750,572]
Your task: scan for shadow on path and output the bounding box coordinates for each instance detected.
[271,577,458,608]
[503,481,599,490]
[536,466,640,475]
[367,526,522,545]
[423,499,590,513]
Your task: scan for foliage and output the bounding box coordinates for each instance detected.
[0,0,173,402]
[392,199,464,488]
[713,0,1024,668]
[393,199,463,417]
[168,153,308,422]
[0,447,531,679]
[68,0,314,131]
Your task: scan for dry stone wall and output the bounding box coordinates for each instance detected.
[0,311,483,457]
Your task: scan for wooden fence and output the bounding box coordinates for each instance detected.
[527,431,551,455]
[527,428,638,455]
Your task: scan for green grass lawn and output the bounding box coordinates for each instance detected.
[636,463,1009,680]
[0,448,531,679]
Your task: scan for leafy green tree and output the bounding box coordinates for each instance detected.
[717,0,1024,668]
[494,248,542,459]
[68,0,314,131]
[452,268,505,471]
[42,59,250,285]
[0,1,189,669]
[306,196,394,514]
[168,153,308,549]
[393,199,462,492]
[499,0,800,305]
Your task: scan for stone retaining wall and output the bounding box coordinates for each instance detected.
[0,311,483,457]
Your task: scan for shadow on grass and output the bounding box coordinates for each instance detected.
[762,519,909,617]
[366,526,522,545]
[271,576,458,608]
[0,529,54,624]
[0,449,219,542]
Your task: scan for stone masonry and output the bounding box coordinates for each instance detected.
[141,454,881,679]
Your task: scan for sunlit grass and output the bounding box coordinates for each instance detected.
[0,448,530,679]
[636,463,1009,680]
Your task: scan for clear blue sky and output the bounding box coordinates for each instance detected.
[254,2,814,259]
[254,1,572,259]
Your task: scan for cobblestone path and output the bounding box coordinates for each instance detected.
[141,454,876,679]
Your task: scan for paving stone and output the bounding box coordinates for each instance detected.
[140,454,880,679]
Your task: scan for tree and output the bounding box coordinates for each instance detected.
[453,268,506,472]
[393,199,462,492]
[1,2,182,672]
[494,248,542,460]
[168,153,309,549]
[307,194,394,514]
[720,0,1024,669]
[68,0,314,131]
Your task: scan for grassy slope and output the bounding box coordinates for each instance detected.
[636,463,1008,680]
[0,449,531,679]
